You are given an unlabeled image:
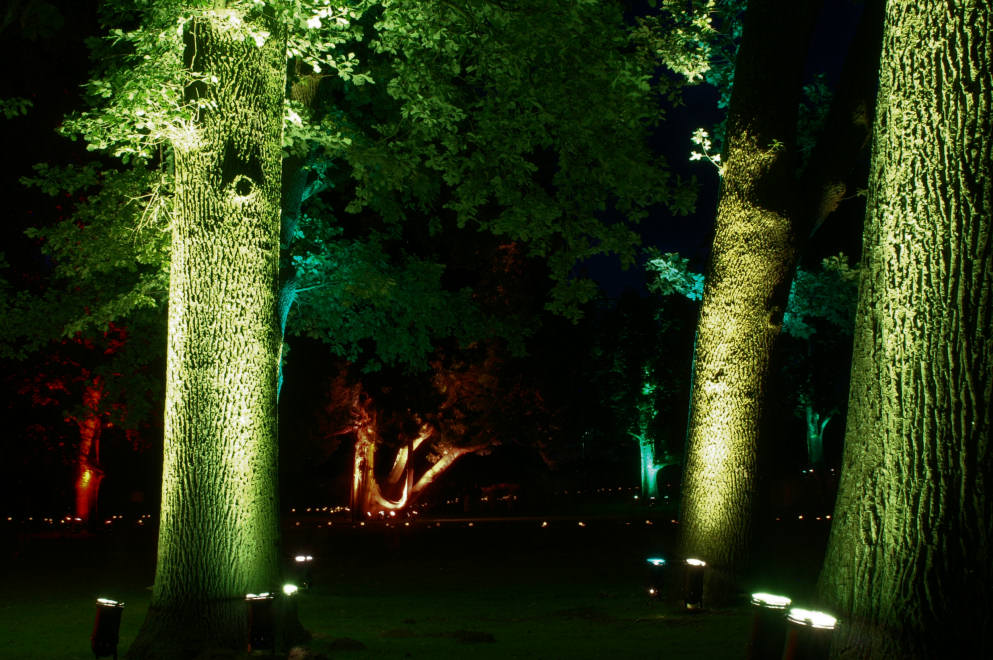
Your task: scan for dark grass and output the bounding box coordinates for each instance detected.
[0,514,829,658]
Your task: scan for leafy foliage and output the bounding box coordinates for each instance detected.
[6,0,719,373]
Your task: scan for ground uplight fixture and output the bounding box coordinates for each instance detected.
[645,557,667,599]
[291,553,314,589]
[683,558,706,610]
[91,598,125,659]
[245,592,276,654]
[782,607,838,660]
[746,592,792,660]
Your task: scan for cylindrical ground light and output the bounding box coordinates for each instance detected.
[645,557,667,599]
[245,592,276,654]
[683,558,706,610]
[746,592,791,660]
[91,597,125,660]
[782,607,837,660]
[291,554,314,589]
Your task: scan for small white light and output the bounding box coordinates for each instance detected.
[96,598,124,607]
[751,592,791,609]
[282,583,299,596]
[686,558,707,567]
[245,592,273,601]
[646,558,667,567]
[787,607,837,630]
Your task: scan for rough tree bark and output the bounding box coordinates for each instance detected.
[128,8,289,658]
[818,2,992,658]
[678,0,884,604]
[678,0,821,602]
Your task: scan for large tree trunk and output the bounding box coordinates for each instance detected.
[818,2,993,658]
[128,9,288,659]
[678,0,819,603]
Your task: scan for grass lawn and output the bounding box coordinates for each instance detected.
[0,514,827,658]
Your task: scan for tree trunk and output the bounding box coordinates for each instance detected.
[638,435,661,500]
[804,404,830,468]
[128,9,288,658]
[818,2,992,658]
[678,0,820,603]
[74,379,104,524]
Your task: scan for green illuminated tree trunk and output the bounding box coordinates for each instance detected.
[678,0,883,603]
[818,3,992,658]
[128,9,288,659]
[678,0,819,601]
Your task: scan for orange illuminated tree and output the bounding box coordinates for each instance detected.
[316,342,551,518]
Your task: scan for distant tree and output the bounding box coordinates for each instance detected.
[778,255,858,468]
[818,2,993,657]
[15,325,153,524]
[312,339,553,518]
[586,291,690,501]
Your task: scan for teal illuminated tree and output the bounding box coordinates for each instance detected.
[582,290,692,502]
[818,2,993,657]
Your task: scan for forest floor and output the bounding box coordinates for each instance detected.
[0,511,830,659]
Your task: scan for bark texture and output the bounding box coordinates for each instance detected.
[678,0,884,603]
[678,0,820,602]
[818,2,993,658]
[128,9,287,659]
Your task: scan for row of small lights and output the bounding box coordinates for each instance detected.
[5,513,833,526]
[3,513,154,525]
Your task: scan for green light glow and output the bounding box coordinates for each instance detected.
[646,557,667,566]
[751,592,791,609]
[787,608,837,630]
[282,583,299,596]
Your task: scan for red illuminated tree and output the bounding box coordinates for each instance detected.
[16,324,150,523]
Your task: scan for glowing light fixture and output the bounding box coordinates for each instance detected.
[245,592,276,654]
[646,557,668,600]
[786,608,836,630]
[91,598,125,660]
[747,593,792,660]
[751,592,791,609]
[282,583,299,596]
[782,607,838,660]
[290,553,314,589]
[683,558,706,609]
